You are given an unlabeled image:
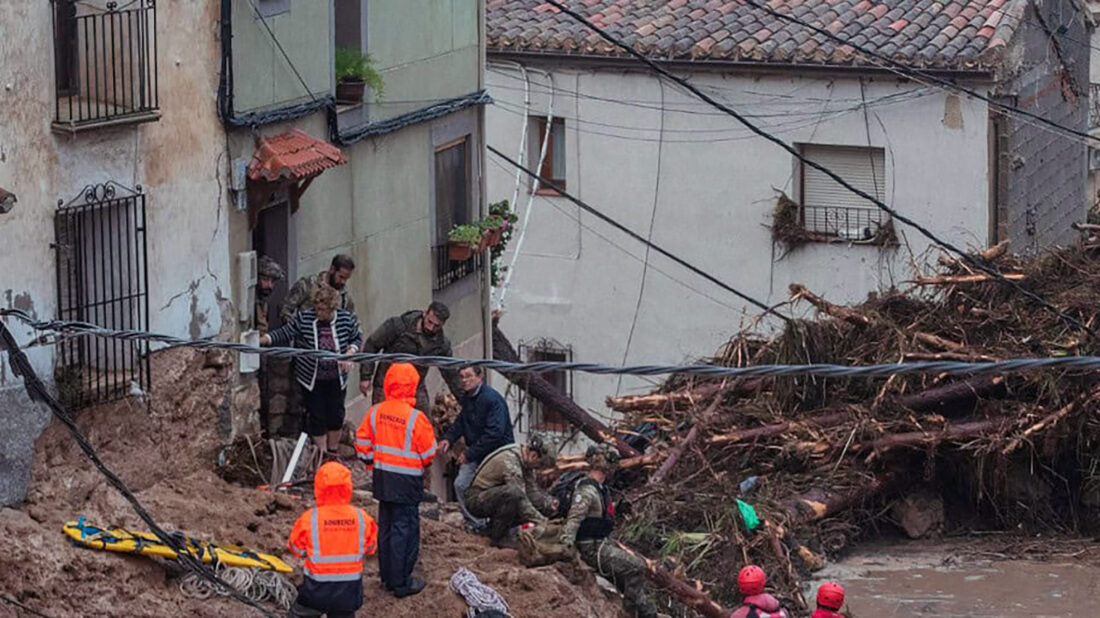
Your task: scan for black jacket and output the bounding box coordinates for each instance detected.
[360,310,462,399]
[443,383,514,464]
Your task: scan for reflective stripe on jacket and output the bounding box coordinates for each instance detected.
[355,362,437,503]
[287,462,378,586]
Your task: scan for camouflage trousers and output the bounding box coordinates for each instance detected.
[465,484,546,542]
[578,539,656,618]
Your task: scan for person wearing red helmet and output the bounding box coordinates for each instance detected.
[730,565,789,618]
[811,582,846,618]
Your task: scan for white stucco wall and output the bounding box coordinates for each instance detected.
[485,64,991,432]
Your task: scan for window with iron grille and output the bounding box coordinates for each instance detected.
[433,137,476,290]
[520,339,573,433]
[51,0,159,134]
[54,182,150,409]
[530,116,566,194]
[798,144,886,241]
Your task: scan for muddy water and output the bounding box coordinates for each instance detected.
[811,542,1100,617]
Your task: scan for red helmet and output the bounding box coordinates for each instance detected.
[817,581,845,610]
[737,565,766,596]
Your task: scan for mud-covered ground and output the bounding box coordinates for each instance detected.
[0,349,623,617]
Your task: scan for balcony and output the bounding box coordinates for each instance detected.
[51,0,159,134]
[431,244,481,291]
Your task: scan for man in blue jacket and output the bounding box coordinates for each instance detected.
[438,365,515,531]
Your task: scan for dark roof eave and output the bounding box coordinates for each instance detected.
[486,48,998,82]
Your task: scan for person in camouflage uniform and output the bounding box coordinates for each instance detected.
[255,255,285,336]
[560,445,656,618]
[280,254,356,323]
[463,437,558,545]
[357,301,462,412]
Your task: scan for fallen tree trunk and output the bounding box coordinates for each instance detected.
[708,410,853,445]
[613,541,730,618]
[856,419,1005,453]
[790,283,872,327]
[554,451,664,473]
[779,474,895,525]
[648,397,722,485]
[897,375,1006,414]
[606,380,761,412]
[913,273,1025,285]
[493,321,640,458]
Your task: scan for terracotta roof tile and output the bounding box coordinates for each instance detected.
[487,0,1022,69]
[247,130,346,183]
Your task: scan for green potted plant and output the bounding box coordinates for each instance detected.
[480,214,507,246]
[447,224,483,261]
[335,47,384,104]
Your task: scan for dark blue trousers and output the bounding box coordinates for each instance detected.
[377,501,420,590]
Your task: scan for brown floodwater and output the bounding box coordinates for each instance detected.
[810,542,1100,617]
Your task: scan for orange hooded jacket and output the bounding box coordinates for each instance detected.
[287,462,377,583]
[355,362,437,503]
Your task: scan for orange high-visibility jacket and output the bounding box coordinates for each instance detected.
[287,462,377,582]
[355,363,437,503]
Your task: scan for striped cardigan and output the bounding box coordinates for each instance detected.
[268,308,363,391]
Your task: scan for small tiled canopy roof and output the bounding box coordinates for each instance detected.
[247,129,347,182]
[487,0,1023,70]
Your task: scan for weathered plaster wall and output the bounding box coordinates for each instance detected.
[486,64,992,429]
[998,0,1089,253]
[0,0,235,505]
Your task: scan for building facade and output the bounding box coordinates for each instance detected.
[485,0,1090,433]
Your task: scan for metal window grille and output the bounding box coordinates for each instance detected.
[54,182,150,409]
[800,144,887,240]
[51,0,159,132]
[518,339,573,433]
[431,244,481,291]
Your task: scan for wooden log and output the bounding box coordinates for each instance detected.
[707,411,853,445]
[897,375,1006,414]
[789,283,872,327]
[912,273,1025,285]
[493,321,640,458]
[611,540,730,618]
[902,351,999,362]
[554,451,664,472]
[605,380,761,413]
[912,331,965,351]
[779,474,894,525]
[855,419,1005,453]
[980,240,1010,261]
[1001,390,1095,455]
[648,397,721,485]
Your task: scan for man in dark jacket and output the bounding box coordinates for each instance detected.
[439,366,514,530]
[358,301,462,411]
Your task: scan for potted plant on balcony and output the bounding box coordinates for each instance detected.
[447,224,484,261]
[480,215,507,247]
[335,47,384,104]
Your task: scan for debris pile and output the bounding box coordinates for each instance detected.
[600,239,1100,613]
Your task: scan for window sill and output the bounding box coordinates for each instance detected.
[52,110,161,136]
[534,186,565,196]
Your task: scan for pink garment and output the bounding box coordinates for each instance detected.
[729,594,789,618]
[811,609,844,618]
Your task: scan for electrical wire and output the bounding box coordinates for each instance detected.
[541,0,1097,340]
[245,0,317,103]
[0,321,278,618]
[10,309,1100,380]
[0,594,56,618]
[487,146,792,322]
[485,156,746,313]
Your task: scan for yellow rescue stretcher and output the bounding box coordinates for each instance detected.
[63,518,292,573]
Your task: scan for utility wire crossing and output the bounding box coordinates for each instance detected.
[540,0,1098,341]
[4,309,1100,380]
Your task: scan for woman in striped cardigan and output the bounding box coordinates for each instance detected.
[261,285,363,457]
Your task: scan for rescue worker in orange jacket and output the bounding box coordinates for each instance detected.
[286,461,377,618]
[354,362,437,597]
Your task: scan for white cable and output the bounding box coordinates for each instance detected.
[489,62,532,213]
[497,66,555,311]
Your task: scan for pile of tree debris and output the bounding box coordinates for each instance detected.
[591,239,1100,614]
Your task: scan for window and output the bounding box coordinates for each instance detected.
[799,145,886,240]
[257,0,291,18]
[54,182,150,409]
[50,0,159,133]
[433,137,477,290]
[521,339,573,432]
[531,116,566,194]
